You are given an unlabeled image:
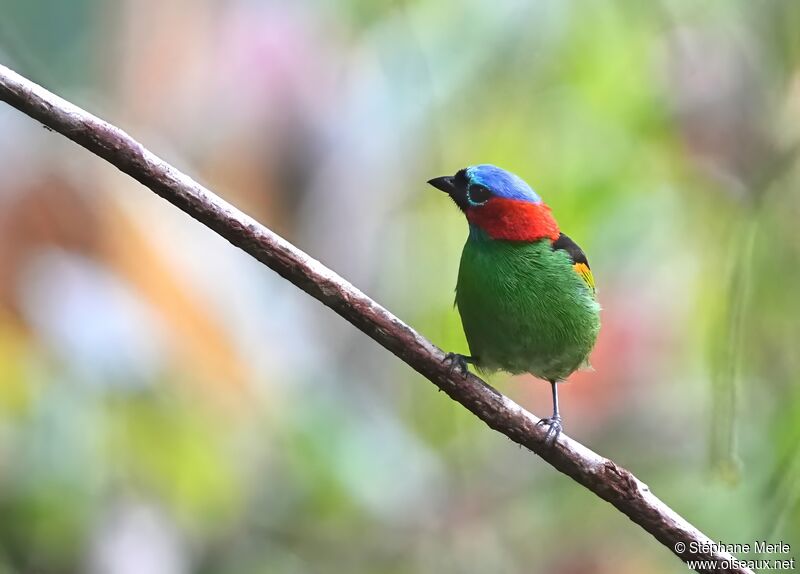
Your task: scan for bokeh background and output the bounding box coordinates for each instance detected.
[1,1,799,572]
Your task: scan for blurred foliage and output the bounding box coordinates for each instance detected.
[1,0,799,572]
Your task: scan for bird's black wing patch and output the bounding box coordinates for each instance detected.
[551,233,589,266]
[552,233,595,294]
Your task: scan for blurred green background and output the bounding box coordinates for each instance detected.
[1,0,799,572]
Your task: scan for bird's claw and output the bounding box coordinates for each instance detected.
[536,415,563,447]
[444,353,471,376]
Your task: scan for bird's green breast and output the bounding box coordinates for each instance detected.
[455,230,600,381]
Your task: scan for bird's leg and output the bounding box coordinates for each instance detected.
[536,380,563,446]
[443,353,477,376]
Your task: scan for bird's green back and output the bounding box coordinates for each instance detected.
[455,230,600,382]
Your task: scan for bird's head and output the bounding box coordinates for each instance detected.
[428,164,560,242]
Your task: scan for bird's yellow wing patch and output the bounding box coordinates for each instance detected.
[573,262,595,295]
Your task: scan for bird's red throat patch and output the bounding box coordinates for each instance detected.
[466,198,560,242]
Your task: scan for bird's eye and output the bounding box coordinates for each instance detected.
[467,184,491,205]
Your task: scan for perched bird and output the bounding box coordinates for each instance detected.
[429,165,600,443]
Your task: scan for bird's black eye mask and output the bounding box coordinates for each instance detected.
[453,169,469,187]
[428,169,494,212]
[442,169,469,211]
[453,170,492,209]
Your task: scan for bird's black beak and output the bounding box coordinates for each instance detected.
[427,176,456,194]
[428,173,469,211]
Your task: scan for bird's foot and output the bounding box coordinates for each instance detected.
[536,415,563,447]
[443,353,473,376]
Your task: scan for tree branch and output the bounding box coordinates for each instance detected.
[0,63,751,574]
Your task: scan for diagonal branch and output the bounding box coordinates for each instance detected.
[0,63,751,574]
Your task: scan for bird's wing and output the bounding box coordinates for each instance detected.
[551,233,596,296]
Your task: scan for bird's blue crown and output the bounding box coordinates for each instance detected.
[465,164,541,204]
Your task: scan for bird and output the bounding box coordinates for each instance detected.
[428,164,600,444]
